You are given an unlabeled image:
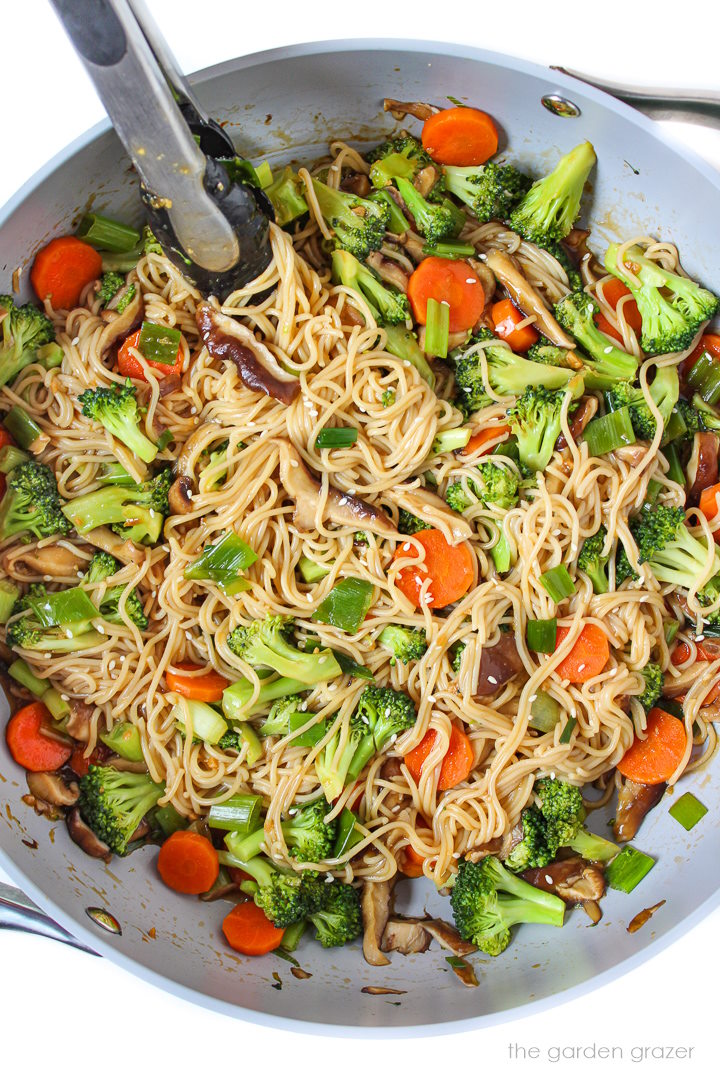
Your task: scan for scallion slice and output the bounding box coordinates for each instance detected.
[138,321,182,365]
[315,427,358,450]
[184,533,257,591]
[421,241,475,259]
[424,297,450,359]
[29,587,99,628]
[642,478,663,512]
[312,577,374,634]
[539,565,576,603]
[663,619,680,645]
[153,803,186,837]
[559,716,577,743]
[526,618,557,653]
[208,794,263,833]
[288,711,327,748]
[663,443,685,486]
[529,691,561,733]
[686,349,720,405]
[76,213,140,253]
[605,846,655,893]
[584,407,635,456]
[333,807,364,858]
[668,791,707,831]
[432,426,471,454]
[3,406,43,450]
[661,406,687,446]
[298,556,330,584]
[156,428,173,452]
[255,161,273,188]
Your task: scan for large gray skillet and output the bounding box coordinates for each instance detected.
[0,40,719,1034]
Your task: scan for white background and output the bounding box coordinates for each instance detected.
[1,1,718,1076]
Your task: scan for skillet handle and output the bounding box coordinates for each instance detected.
[0,881,97,955]
[551,68,720,131]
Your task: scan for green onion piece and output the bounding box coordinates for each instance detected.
[559,716,577,743]
[312,577,374,634]
[432,426,471,454]
[526,618,557,653]
[421,241,475,259]
[369,189,409,234]
[8,658,50,697]
[333,807,364,858]
[138,321,182,365]
[208,794,263,833]
[156,428,173,452]
[279,920,305,954]
[687,349,720,405]
[223,577,253,597]
[315,427,358,450]
[0,580,21,624]
[490,527,513,573]
[663,442,685,486]
[424,297,450,360]
[29,587,99,628]
[605,846,655,893]
[3,406,43,450]
[99,462,135,485]
[255,161,273,188]
[153,804,186,837]
[668,791,707,831]
[184,533,257,590]
[539,565,576,603]
[0,445,30,474]
[35,342,64,369]
[76,213,141,253]
[530,690,561,733]
[298,556,330,584]
[663,619,680,645]
[584,407,635,456]
[41,688,70,722]
[288,711,327,748]
[174,701,228,744]
[661,406,687,446]
[331,650,374,681]
[100,721,144,761]
[642,478,663,512]
[235,721,263,765]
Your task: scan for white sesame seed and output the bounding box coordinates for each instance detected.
[465,278,476,285]
[440,300,450,308]
[577,664,586,672]
[347,488,356,495]
[529,694,537,702]
[487,675,498,685]
[545,874,553,884]
[71,336,80,346]
[60,694,69,701]
[696,635,705,642]
[603,346,613,354]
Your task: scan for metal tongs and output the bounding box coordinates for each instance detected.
[48,0,273,296]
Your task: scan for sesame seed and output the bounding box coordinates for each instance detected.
[696,635,705,642]
[61,694,69,701]
[347,488,356,495]
[603,346,613,354]
[529,694,537,702]
[71,336,80,346]
[465,278,476,285]
[577,663,586,672]
[545,874,553,884]
[487,675,498,685]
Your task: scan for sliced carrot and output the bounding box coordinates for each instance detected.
[228,867,254,885]
[617,707,687,784]
[30,236,103,311]
[671,639,720,705]
[460,423,511,457]
[422,107,498,167]
[554,623,610,683]
[0,428,15,450]
[157,830,219,895]
[222,901,285,956]
[68,745,106,778]
[407,257,485,333]
[405,725,474,791]
[5,702,72,772]
[595,278,642,342]
[394,527,475,609]
[699,482,720,542]
[117,328,183,381]
[491,299,539,353]
[400,844,426,877]
[166,662,230,703]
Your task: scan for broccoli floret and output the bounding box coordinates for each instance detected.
[509,142,597,245]
[507,387,570,474]
[63,468,171,542]
[96,272,124,308]
[237,796,338,864]
[231,854,326,927]
[543,242,583,292]
[446,461,519,514]
[84,551,147,630]
[450,855,565,956]
[451,640,466,672]
[638,662,663,711]
[217,729,243,753]
[307,881,363,947]
[395,177,460,245]
[142,225,162,256]
[368,136,432,189]
[577,526,610,594]
[554,291,639,388]
[367,134,429,164]
[311,178,389,259]
[265,166,308,227]
[331,249,410,326]
[258,694,308,736]
[534,778,620,863]
[398,508,428,534]
[6,614,104,653]
[79,380,158,464]
[78,765,163,855]
[381,389,396,407]
[198,440,229,491]
[617,505,720,589]
[315,712,366,802]
[84,551,118,582]
[227,614,342,685]
[353,531,369,546]
[526,342,579,367]
[0,460,70,542]
[443,162,531,223]
[605,244,719,355]
[0,295,55,388]
[455,333,578,404]
[378,624,428,664]
[698,576,720,632]
[382,325,435,390]
[606,367,680,442]
[504,806,555,871]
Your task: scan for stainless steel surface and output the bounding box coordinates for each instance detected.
[552,67,720,129]
[0,881,96,955]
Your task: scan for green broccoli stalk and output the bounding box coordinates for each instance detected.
[554,291,639,388]
[223,849,326,928]
[443,162,531,223]
[452,332,578,408]
[395,177,460,245]
[264,166,308,226]
[62,468,171,542]
[307,881,363,947]
[0,460,70,542]
[78,765,164,855]
[507,385,577,474]
[450,855,565,956]
[346,686,417,781]
[534,778,620,863]
[231,796,338,864]
[311,178,389,259]
[606,366,680,442]
[226,614,342,684]
[368,136,432,188]
[79,380,158,464]
[0,295,55,388]
[84,551,147,629]
[331,249,410,326]
[577,526,610,594]
[377,624,428,664]
[617,505,720,589]
[445,461,520,514]
[222,674,308,721]
[509,141,597,245]
[6,615,105,654]
[382,325,435,390]
[605,244,719,355]
[526,342,580,368]
[638,662,663,711]
[315,713,366,802]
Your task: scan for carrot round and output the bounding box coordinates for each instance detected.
[421,107,498,167]
[222,901,285,956]
[554,623,610,683]
[0,428,15,450]
[671,639,720,705]
[617,707,687,784]
[407,258,485,333]
[5,701,72,772]
[118,329,183,382]
[461,423,511,457]
[405,725,474,790]
[30,236,103,311]
[157,830,219,895]
[699,482,720,542]
[595,279,642,343]
[394,528,475,609]
[491,299,539,353]
[166,662,230,703]
[400,843,425,877]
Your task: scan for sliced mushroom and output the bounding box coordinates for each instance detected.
[65,701,95,743]
[2,544,85,578]
[275,438,395,536]
[563,229,603,278]
[383,100,439,121]
[422,917,477,957]
[556,396,598,450]
[97,276,144,356]
[399,230,426,263]
[486,251,575,348]
[197,303,300,405]
[391,486,472,544]
[381,917,432,954]
[26,771,78,806]
[168,475,194,515]
[340,172,371,197]
[361,877,395,966]
[468,258,497,306]
[476,633,526,696]
[84,527,145,565]
[365,252,410,293]
[686,432,720,503]
[496,822,525,862]
[614,777,666,842]
[414,165,441,198]
[66,807,111,861]
[611,444,651,469]
[523,857,605,902]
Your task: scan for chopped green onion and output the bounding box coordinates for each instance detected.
[255,161,273,188]
[279,920,305,955]
[0,580,21,624]
[153,803,186,837]
[663,619,680,645]
[642,478,663,512]
[173,700,228,744]
[584,407,635,456]
[369,189,409,234]
[298,556,330,584]
[559,716,577,743]
[287,711,327,747]
[76,213,140,253]
[526,618,557,653]
[303,636,374,681]
[100,721,144,761]
[99,462,135,485]
[29,587,99,628]
[333,807,364,858]
[315,427,358,450]
[529,690,561,733]
[8,658,50,697]
[605,846,655,893]
[3,406,43,450]
[424,297,450,359]
[433,426,471,454]
[668,791,707,831]
[138,321,182,365]
[421,241,476,259]
[35,342,64,369]
[156,428,173,452]
[208,793,263,833]
[663,442,685,486]
[184,532,257,592]
[490,527,513,573]
[235,721,263,765]
[539,565,576,603]
[0,445,30,474]
[312,577,374,634]
[661,406,687,446]
[687,348,720,405]
[40,688,70,722]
